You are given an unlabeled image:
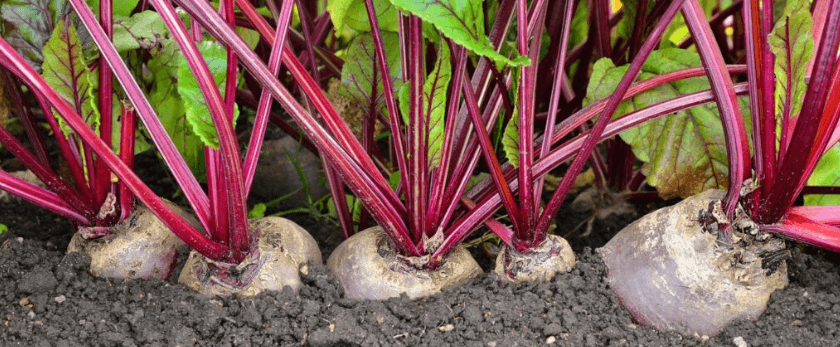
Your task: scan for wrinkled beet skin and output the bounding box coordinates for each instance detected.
[178,216,322,297]
[66,203,194,280]
[327,226,482,300]
[598,189,787,336]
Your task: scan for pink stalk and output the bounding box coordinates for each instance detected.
[176,0,419,256]
[682,0,750,219]
[362,0,409,201]
[430,82,750,267]
[242,0,294,195]
[95,0,114,207]
[426,45,468,231]
[149,0,251,259]
[516,0,536,243]
[535,0,575,198]
[759,0,840,224]
[763,213,840,253]
[758,0,777,200]
[233,0,405,213]
[789,206,840,225]
[118,106,136,221]
[462,77,522,236]
[0,117,95,216]
[67,0,213,233]
[0,70,51,166]
[741,0,771,211]
[533,0,687,244]
[406,16,427,241]
[0,170,90,224]
[0,37,228,260]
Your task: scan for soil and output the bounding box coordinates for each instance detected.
[2,170,840,346]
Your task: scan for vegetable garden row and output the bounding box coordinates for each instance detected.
[1,0,839,337]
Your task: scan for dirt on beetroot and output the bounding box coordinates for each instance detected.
[3,190,840,347]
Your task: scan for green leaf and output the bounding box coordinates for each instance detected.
[339,32,403,118]
[176,40,240,150]
[388,170,401,191]
[112,11,171,52]
[150,40,204,178]
[41,18,100,137]
[569,3,589,50]
[236,26,260,50]
[248,203,267,219]
[329,0,399,32]
[501,109,520,168]
[0,223,7,234]
[326,194,364,224]
[501,74,520,168]
[327,0,354,32]
[85,0,140,18]
[424,40,451,167]
[805,143,840,206]
[768,0,813,122]
[396,35,452,167]
[1,0,69,70]
[583,49,751,199]
[388,0,530,67]
[398,83,410,125]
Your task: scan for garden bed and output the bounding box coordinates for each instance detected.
[2,193,840,347]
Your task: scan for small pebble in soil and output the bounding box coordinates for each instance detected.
[546,335,556,344]
[54,295,66,303]
[438,324,454,332]
[733,336,748,347]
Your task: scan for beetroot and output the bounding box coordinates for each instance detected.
[597,190,788,336]
[178,217,322,297]
[327,227,481,300]
[67,202,195,280]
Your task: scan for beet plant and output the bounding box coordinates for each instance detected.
[0,0,323,297]
[164,0,755,300]
[591,0,840,336]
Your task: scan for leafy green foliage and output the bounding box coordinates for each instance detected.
[389,0,529,67]
[85,0,140,18]
[338,32,403,117]
[0,223,7,234]
[111,11,172,52]
[424,40,451,168]
[1,0,69,70]
[176,41,240,150]
[569,1,589,49]
[41,18,100,136]
[584,49,751,199]
[328,0,399,32]
[501,105,520,168]
[248,203,267,219]
[147,40,204,178]
[805,144,840,206]
[501,76,521,168]
[768,0,813,122]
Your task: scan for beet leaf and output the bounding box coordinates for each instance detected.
[805,144,840,206]
[389,0,529,67]
[328,0,399,33]
[338,32,402,121]
[42,17,100,136]
[176,40,239,151]
[767,0,813,135]
[584,49,749,199]
[1,0,70,70]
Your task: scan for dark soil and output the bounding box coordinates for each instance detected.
[2,187,840,346]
